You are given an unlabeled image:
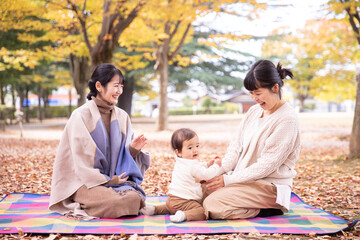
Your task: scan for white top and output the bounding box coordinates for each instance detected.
[220,103,301,211]
[168,157,222,201]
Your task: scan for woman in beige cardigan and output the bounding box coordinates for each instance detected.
[49,63,150,219]
[203,59,301,219]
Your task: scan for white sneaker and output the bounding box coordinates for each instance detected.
[139,205,155,215]
[170,210,186,222]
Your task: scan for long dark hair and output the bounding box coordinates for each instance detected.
[87,63,125,100]
[244,59,293,99]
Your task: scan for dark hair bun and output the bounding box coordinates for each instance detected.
[277,62,293,80]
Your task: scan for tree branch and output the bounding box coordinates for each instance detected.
[82,0,86,13]
[168,23,191,61]
[353,8,360,24]
[112,1,145,44]
[168,20,181,43]
[345,7,360,45]
[67,0,93,52]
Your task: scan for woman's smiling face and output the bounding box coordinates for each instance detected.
[96,74,123,104]
[249,84,281,114]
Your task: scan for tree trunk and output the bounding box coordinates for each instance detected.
[89,0,142,66]
[16,87,24,109]
[43,88,49,118]
[117,77,134,116]
[155,49,169,131]
[0,81,4,105]
[25,87,30,123]
[298,97,305,112]
[349,71,360,158]
[37,85,43,122]
[69,54,92,107]
[68,88,72,118]
[11,85,16,107]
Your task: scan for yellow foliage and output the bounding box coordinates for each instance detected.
[0,46,55,71]
[113,52,149,72]
[51,70,73,86]
[0,0,64,72]
[262,17,358,102]
[313,71,356,102]
[1,0,265,85]
[170,55,191,67]
[157,33,170,41]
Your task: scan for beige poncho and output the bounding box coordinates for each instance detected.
[49,100,150,216]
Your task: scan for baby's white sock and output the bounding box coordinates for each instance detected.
[139,205,155,215]
[170,210,186,222]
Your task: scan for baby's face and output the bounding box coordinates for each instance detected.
[179,135,200,160]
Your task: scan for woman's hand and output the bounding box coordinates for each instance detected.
[116,172,129,184]
[205,175,224,192]
[130,134,148,152]
[108,172,129,185]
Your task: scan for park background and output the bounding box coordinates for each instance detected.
[0,0,360,239]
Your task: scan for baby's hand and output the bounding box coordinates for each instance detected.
[214,156,222,167]
[207,156,222,167]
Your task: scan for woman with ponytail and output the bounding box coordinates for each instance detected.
[49,63,150,219]
[203,59,300,219]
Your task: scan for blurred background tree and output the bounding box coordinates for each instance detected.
[0,0,65,122]
[327,0,360,158]
[42,0,145,106]
[262,19,357,112]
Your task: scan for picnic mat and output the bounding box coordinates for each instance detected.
[0,192,358,235]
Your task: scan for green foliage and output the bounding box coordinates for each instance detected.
[0,105,76,122]
[304,103,316,111]
[24,106,76,119]
[44,106,76,118]
[0,106,16,123]
[182,96,193,108]
[168,30,251,93]
[202,96,217,109]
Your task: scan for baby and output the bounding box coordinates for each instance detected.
[140,128,222,222]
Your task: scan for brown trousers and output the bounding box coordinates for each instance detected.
[203,179,281,219]
[73,185,145,218]
[154,194,206,221]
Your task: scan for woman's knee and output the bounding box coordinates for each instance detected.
[123,191,143,206]
[202,195,217,212]
[203,195,224,219]
[203,194,235,220]
[101,191,143,218]
[204,196,260,219]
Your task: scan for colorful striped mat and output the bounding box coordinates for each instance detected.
[0,192,357,235]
